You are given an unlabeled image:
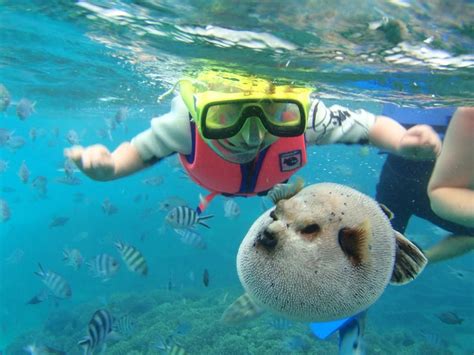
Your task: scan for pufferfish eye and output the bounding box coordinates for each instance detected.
[300,224,321,234]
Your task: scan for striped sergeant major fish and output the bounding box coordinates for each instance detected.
[220,293,264,325]
[154,335,187,355]
[78,309,114,355]
[112,314,136,337]
[114,241,148,276]
[34,263,72,299]
[87,254,120,281]
[165,206,213,229]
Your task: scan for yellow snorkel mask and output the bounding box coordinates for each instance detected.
[178,71,313,140]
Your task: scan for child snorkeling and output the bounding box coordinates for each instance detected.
[65,70,441,206]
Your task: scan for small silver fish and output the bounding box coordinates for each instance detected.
[26,289,49,305]
[5,248,23,264]
[102,198,118,215]
[18,160,30,184]
[32,176,48,198]
[55,176,81,185]
[7,135,26,150]
[0,128,13,146]
[0,84,11,112]
[0,159,9,173]
[66,129,80,145]
[142,176,164,186]
[29,128,37,141]
[436,311,463,325]
[223,198,240,219]
[0,199,11,222]
[16,98,36,120]
[63,248,83,270]
[49,216,69,228]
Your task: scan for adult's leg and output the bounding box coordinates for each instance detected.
[424,235,474,263]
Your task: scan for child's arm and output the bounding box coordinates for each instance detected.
[65,96,192,181]
[65,142,145,181]
[305,101,441,160]
[427,108,474,227]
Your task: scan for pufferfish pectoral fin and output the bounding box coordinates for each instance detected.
[390,230,428,285]
[220,293,265,325]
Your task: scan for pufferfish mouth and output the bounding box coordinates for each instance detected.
[255,229,278,251]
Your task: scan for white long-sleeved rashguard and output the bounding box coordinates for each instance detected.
[131,96,376,163]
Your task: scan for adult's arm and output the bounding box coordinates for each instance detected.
[428,107,474,227]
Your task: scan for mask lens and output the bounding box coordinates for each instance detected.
[202,100,305,139]
[260,102,302,127]
[206,103,241,129]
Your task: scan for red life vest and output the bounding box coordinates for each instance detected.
[179,123,307,196]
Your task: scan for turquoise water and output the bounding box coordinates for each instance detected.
[1,1,473,354]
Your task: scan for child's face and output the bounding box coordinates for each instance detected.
[203,101,301,163]
[207,119,278,163]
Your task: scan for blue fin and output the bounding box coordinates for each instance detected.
[309,316,354,339]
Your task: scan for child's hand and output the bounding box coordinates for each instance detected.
[64,145,116,181]
[397,125,442,160]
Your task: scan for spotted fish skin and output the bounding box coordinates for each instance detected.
[34,263,72,299]
[237,183,427,322]
[78,309,114,355]
[115,241,148,276]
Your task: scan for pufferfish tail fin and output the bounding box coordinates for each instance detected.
[390,231,427,285]
[267,176,304,204]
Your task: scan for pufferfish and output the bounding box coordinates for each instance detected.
[235,182,427,322]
